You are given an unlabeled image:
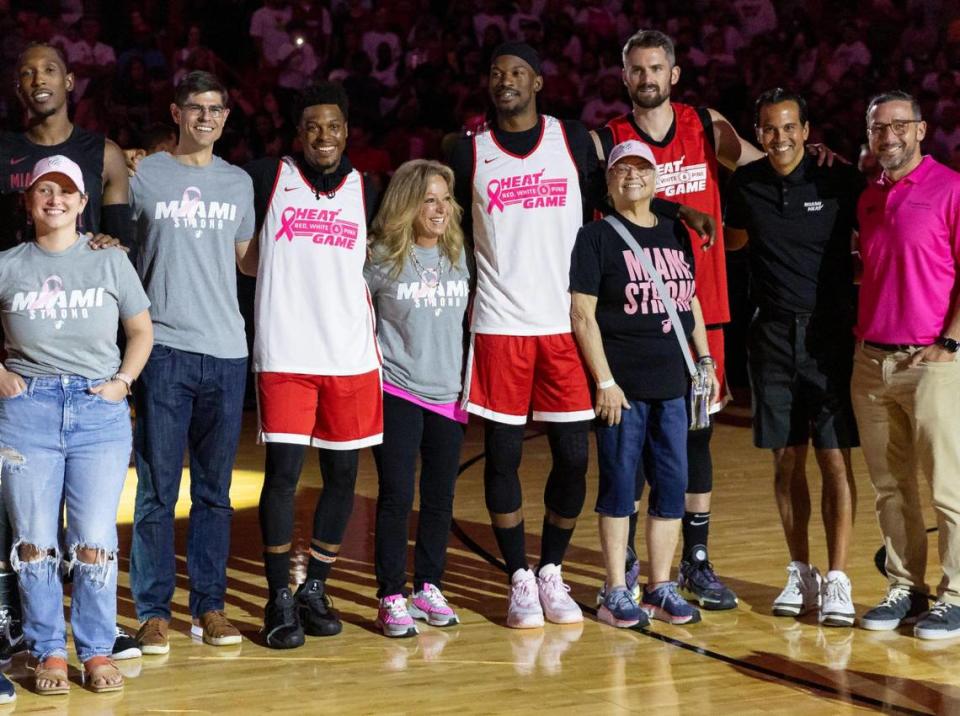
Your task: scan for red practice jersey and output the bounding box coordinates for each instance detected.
[602,103,730,325]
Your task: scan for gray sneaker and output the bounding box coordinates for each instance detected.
[914,601,960,640]
[860,585,929,631]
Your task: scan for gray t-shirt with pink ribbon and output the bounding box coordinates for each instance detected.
[130,152,254,359]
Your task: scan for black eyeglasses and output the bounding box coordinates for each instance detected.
[867,119,922,136]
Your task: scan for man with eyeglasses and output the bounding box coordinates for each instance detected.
[853,90,960,640]
[724,88,863,626]
[128,71,256,654]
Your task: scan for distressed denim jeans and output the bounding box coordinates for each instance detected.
[0,375,131,662]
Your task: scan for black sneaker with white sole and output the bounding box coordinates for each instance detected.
[112,624,143,660]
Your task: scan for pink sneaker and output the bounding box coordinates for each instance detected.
[537,564,583,624]
[375,594,418,638]
[409,583,459,627]
[507,569,545,629]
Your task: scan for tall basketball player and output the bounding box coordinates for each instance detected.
[449,42,711,628]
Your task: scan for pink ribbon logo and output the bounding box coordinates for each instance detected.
[276,207,298,241]
[30,275,64,309]
[486,180,505,213]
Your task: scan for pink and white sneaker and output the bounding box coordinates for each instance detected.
[375,594,418,638]
[507,569,545,629]
[409,583,459,627]
[537,563,583,624]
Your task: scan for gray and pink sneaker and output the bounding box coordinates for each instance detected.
[375,594,419,638]
[409,583,459,627]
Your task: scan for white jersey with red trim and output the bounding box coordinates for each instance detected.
[471,115,582,335]
[253,157,380,375]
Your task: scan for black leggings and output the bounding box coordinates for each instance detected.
[258,443,359,551]
[372,394,465,597]
[483,420,589,518]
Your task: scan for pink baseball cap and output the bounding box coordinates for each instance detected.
[607,139,657,171]
[29,154,86,193]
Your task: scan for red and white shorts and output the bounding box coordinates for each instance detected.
[463,333,594,425]
[257,370,383,449]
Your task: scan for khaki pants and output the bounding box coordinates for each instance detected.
[851,344,960,604]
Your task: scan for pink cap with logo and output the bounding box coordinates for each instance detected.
[607,139,657,171]
[28,154,86,194]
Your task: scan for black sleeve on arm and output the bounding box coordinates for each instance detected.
[651,198,681,220]
[596,126,615,162]
[448,135,475,245]
[362,175,380,225]
[723,172,748,230]
[101,204,136,253]
[244,157,283,234]
[561,120,603,222]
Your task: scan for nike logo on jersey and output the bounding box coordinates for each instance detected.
[483,158,496,164]
[9,156,27,165]
[284,186,300,192]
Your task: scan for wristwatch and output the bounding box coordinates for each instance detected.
[936,336,960,353]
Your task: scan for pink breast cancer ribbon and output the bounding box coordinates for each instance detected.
[486,180,505,213]
[276,207,297,241]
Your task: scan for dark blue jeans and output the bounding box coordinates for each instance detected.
[130,345,247,620]
[595,396,688,518]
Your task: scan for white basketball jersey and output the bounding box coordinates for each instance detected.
[470,116,583,335]
[253,158,380,375]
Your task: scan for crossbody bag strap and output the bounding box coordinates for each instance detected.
[603,214,697,377]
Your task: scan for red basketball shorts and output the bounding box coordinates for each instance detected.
[257,370,383,449]
[463,333,594,425]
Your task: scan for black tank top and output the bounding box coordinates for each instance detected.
[0,125,105,250]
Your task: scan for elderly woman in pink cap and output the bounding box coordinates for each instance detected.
[570,140,718,630]
[0,155,152,695]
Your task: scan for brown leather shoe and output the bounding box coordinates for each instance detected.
[137,617,170,655]
[193,610,242,646]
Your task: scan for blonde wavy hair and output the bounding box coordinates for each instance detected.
[368,160,464,277]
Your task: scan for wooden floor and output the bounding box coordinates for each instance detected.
[7,407,958,715]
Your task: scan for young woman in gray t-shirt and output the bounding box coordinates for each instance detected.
[0,156,152,695]
[364,160,470,637]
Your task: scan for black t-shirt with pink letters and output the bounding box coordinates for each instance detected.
[569,210,696,401]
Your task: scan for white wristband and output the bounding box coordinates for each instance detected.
[597,378,616,389]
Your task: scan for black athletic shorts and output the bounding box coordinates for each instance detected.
[747,310,859,450]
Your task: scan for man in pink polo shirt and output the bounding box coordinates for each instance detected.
[853,90,960,640]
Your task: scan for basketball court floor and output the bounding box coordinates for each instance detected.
[5,407,956,714]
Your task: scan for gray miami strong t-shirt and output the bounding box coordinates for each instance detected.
[131,152,254,358]
[0,236,150,378]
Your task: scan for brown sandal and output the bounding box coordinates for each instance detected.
[82,656,123,694]
[35,656,70,695]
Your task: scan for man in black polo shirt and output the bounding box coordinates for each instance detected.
[725,88,863,628]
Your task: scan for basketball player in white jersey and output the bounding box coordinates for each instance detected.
[242,82,381,649]
[448,43,708,628]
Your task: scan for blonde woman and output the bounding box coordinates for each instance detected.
[364,160,471,637]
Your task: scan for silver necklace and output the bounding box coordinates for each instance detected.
[409,244,443,288]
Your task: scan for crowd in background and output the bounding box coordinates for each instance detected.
[1,0,959,178]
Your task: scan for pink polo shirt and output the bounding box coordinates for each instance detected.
[857,156,960,344]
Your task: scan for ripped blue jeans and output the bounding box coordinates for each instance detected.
[0,376,131,662]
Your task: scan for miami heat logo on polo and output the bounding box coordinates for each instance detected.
[274,206,360,249]
[485,168,568,213]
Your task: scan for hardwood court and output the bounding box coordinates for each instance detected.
[5,409,956,714]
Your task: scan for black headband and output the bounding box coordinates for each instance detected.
[490,42,542,76]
